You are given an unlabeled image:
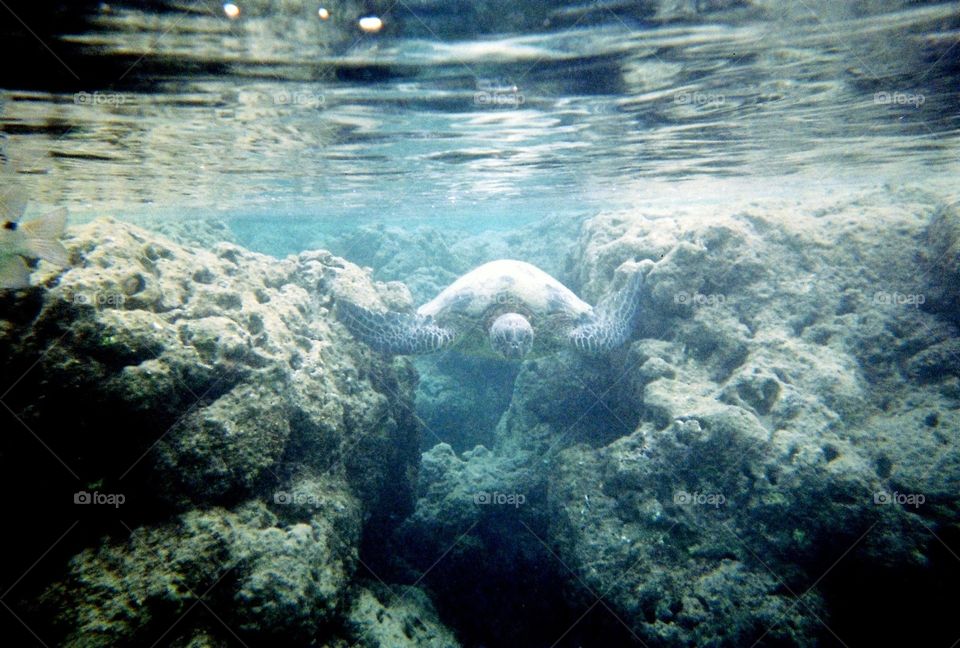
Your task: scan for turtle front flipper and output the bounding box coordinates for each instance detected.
[336,301,456,355]
[568,264,647,355]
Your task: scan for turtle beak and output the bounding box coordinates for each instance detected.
[499,330,533,359]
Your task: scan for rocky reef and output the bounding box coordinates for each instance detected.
[0,219,456,646]
[2,189,959,647]
[389,188,960,646]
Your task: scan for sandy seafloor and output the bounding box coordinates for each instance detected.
[1,174,959,647]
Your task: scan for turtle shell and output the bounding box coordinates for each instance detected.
[416,260,594,358]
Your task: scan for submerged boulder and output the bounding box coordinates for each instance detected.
[344,582,462,648]
[397,188,960,646]
[0,219,449,646]
[545,191,957,645]
[41,497,360,646]
[1,218,417,513]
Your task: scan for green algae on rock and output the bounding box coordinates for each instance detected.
[0,219,454,646]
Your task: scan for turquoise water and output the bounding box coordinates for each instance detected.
[2,1,960,647]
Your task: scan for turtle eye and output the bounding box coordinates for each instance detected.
[3,221,16,231]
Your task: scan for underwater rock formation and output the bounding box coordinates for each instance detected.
[549,191,958,645]
[0,219,453,645]
[345,582,461,647]
[398,188,960,646]
[41,497,359,645]
[4,188,958,647]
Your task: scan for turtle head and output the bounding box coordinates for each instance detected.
[489,312,534,359]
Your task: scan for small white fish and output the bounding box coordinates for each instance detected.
[0,187,69,289]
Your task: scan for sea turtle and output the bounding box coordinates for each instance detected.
[336,259,648,359]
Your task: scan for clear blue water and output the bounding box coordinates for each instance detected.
[2,1,960,646]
